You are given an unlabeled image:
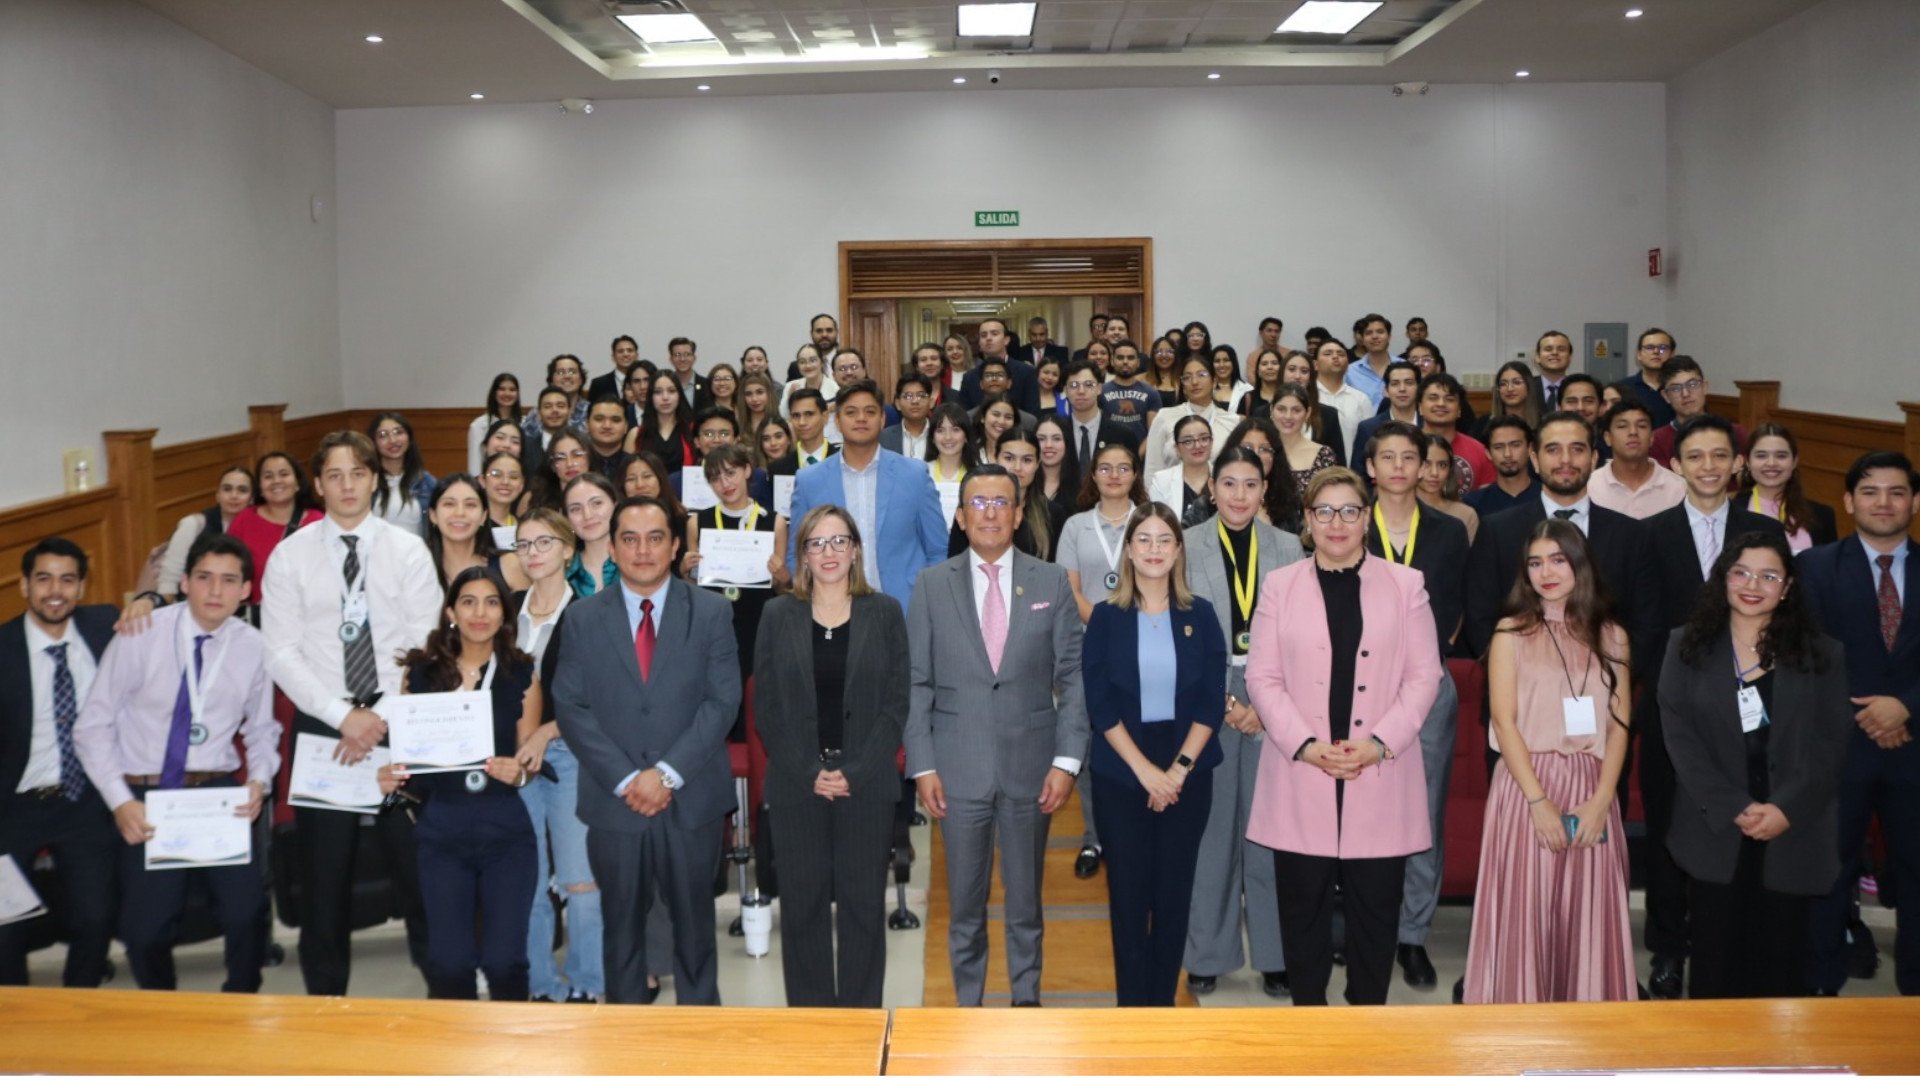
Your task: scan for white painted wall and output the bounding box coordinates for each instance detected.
[1668,0,1920,421]
[336,82,1667,406]
[0,0,339,506]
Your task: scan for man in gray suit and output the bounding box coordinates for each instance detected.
[552,496,742,1006]
[906,464,1088,1007]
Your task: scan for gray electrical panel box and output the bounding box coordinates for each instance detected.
[1583,322,1629,384]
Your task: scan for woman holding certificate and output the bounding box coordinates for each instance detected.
[683,446,785,687]
[380,566,541,1001]
[752,506,908,1007]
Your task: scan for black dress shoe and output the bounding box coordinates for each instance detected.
[642,982,662,1005]
[1261,971,1291,998]
[1331,948,1345,967]
[1012,999,1041,1007]
[1397,944,1437,991]
[1186,973,1218,995]
[565,990,596,1004]
[1074,846,1101,879]
[1812,987,1839,997]
[1452,976,1465,1004]
[1648,955,1684,1000]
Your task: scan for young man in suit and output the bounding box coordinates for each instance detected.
[0,538,122,986]
[588,334,641,403]
[1799,451,1920,996]
[785,314,841,381]
[1648,356,1746,468]
[906,465,1089,1006]
[1061,361,1141,467]
[880,372,936,460]
[552,496,742,1006]
[1021,317,1070,369]
[260,430,442,996]
[667,337,708,410]
[1361,422,1470,991]
[787,380,947,614]
[957,318,1041,415]
[1636,414,1786,997]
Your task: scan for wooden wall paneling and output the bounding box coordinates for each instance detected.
[0,487,125,622]
[1905,401,1920,467]
[400,407,479,481]
[101,430,157,603]
[1706,393,1740,422]
[1731,380,1779,432]
[150,432,256,539]
[280,410,354,472]
[1766,407,1904,534]
[848,301,898,396]
[249,404,287,462]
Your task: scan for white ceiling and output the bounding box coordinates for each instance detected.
[132,0,1824,106]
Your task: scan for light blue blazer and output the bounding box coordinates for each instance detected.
[785,448,948,611]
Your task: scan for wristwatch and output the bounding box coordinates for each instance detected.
[1173,753,1195,770]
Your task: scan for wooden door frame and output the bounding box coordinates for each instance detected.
[837,237,1154,392]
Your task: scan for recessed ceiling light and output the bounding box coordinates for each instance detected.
[469,92,485,99]
[696,84,711,92]
[953,76,968,84]
[1625,8,1644,17]
[364,34,383,44]
[1514,69,1530,78]
[957,3,1037,37]
[1275,1,1382,35]
[617,13,717,44]
[1207,72,1221,80]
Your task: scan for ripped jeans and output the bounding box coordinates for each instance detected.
[520,739,604,999]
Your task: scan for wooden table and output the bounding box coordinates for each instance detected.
[883,999,1920,1074]
[0,989,889,1075]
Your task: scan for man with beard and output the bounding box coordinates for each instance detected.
[1099,339,1159,440]
[1464,416,1538,518]
[786,314,841,381]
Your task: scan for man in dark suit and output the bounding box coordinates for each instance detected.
[1020,317,1070,370]
[1636,414,1786,997]
[1068,313,1107,368]
[906,466,1088,1006]
[1464,412,1660,664]
[1361,422,1469,991]
[552,496,742,1005]
[1799,451,1920,996]
[0,538,121,986]
[588,334,642,403]
[1060,361,1140,468]
[785,314,841,382]
[667,337,708,410]
[957,318,1041,415]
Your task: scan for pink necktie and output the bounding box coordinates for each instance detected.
[980,562,1008,673]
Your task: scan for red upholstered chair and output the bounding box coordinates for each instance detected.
[1441,659,1488,898]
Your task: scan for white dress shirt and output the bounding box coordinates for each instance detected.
[1541,491,1595,536]
[261,514,443,728]
[840,452,883,590]
[896,420,929,461]
[517,587,573,671]
[1682,498,1731,578]
[1317,380,1373,462]
[20,617,98,792]
[1142,403,1240,473]
[964,547,1081,777]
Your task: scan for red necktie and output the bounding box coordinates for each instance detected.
[635,598,656,682]
[1878,554,1902,652]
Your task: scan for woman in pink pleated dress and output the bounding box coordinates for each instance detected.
[1464,518,1636,1003]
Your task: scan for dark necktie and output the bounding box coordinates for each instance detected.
[162,634,211,789]
[1079,424,1092,465]
[340,536,378,703]
[1553,508,1577,521]
[1544,381,1560,409]
[46,643,86,801]
[1878,554,1902,651]
[635,598,657,682]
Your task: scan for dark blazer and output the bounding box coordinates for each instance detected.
[587,370,626,404]
[1735,494,1838,548]
[1362,500,1469,653]
[1019,343,1070,369]
[1644,504,1788,632]
[1063,415,1143,466]
[958,356,1041,416]
[751,593,908,807]
[1659,631,1852,893]
[1464,498,1660,675]
[1080,598,1227,784]
[550,576,742,833]
[0,606,117,797]
[1797,537,1920,722]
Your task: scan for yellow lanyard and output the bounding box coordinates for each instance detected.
[711,502,763,532]
[1372,502,1419,565]
[1748,489,1782,521]
[932,460,967,484]
[1216,520,1259,625]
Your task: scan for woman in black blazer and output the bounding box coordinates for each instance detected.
[1659,530,1852,999]
[752,504,909,1008]
[1081,501,1226,1006]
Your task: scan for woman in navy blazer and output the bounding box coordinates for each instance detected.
[1082,501,1227,1006]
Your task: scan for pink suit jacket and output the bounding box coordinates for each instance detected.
[1244,555,1442,859]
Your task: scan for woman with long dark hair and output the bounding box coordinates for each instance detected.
[924,403,976,488]
[1463,519,1634,1003]
[1033,413,1080,531]
[634,369,698,469]
[379,567,540,1001]
[1739,423,1839,551]
[738,371,779,440]
[226,451,322,612]
[1220,416,1304,533]
[368,411,436,536]
[469,373,524,474]
[1149,414,1218,529]
[480,451,528,529]
[425,473,526,591]
[1277,349,1348,465]
[529,427,591,512]
[704,363,740,417]
[1147,336,1182,407]
[1417,432,1479,543]
[973,393,1022,466]
[1212,345,1251,413]
[1660,531,1850,999]
[1479,360,1546,442]
[1271,386,1336,503]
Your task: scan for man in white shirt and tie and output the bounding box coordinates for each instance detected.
[1534,330,1574,409]
[262,430,442,996]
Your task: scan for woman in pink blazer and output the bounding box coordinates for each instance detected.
[1244,467,1442,1006]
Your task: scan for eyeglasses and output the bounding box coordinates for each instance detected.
[1661,379,1704,398]
[1727,566,1787,590]
[1131,534,1177,551]
[1179,372,1211,384]
[1176,435,1214,449]
[1640,343,1674,354]
[1065,381,1099,393]
[1242,444,1275,458]
[697,428,734,440]
[1307,504,1367,524]
[514,535,563,555]
[966,495,1013,512]
[484,469,522,481]
[804,535,854,554]
[550,449,588,463]
[1095,463,1134,477]
[373,428,407,442]
[898,392,931,403]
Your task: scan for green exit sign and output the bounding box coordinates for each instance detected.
[974,210,1020,227]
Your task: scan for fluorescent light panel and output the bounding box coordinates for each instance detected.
[1275,1,1381,35]
[616,13,717,44]
[957,3,1036,37]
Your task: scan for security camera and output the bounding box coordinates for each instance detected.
[559,97,595,114]
[987,69,1001,85]
[1391,81,1429,97]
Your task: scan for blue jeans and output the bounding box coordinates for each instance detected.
[520,740,604,999]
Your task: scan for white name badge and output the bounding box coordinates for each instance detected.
[342,594,368,627]
[1562,695,1599,738]
[1736,684,1767,733]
